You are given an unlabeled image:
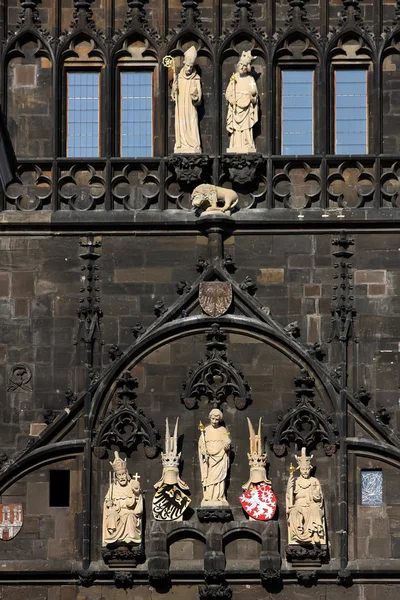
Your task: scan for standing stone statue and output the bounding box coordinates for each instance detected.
[198,408,231,506]
[172,45,202,153]
[225,50,258,153]
[153,417,191,521]
[102,451,143,546]
[286,447,326,545]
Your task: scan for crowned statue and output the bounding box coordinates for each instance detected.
[172,45,202,153]
[198,408,231,507]
[102,451,143,546]
[225,50,259,153]
[153,417,191,521]
[286,447,326,545]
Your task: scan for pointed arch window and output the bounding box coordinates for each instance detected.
[67,71,100,157]
[120,70,153,157]
[334,68,367,154]
[281,70,314,155]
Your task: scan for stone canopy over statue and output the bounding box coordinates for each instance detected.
[225,50,259,153]
[102,451,143,546]
[198,408,231,507]
[172,45,202,154]
[286,447,326,545]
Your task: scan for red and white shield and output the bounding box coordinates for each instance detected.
[239,483,277,521]
[0,504,23,540]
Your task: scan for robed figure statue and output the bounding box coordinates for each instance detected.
[102,451,143,546]
[198,408,231,506]
[172,45,202,153]
[286,447,326,545]
[225,50,259,153]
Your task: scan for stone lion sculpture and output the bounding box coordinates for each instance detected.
[191,184,238,216]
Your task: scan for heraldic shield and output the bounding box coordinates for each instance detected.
[0,504,23,540]
[152,484,191,521]
[199,282,232,317]
[239,483,277,521]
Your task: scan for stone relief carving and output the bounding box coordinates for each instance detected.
[181,323,252,411]
[153,418,191,521]
[199,282,232,317]
[191,184,238,215]
[225,51,259,153]
[198,409,231,507]
[94,371,160,459]
[7,364,32,392]
[286,448,326,545]
[102,452,143,546]
[172,46,202,153]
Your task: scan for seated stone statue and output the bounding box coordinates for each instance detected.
[286,447,326,545]
[191,184,238,215]
[102,451,143,546]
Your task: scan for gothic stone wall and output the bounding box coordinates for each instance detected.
[0,232,399,585]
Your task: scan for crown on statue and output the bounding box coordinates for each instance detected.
[248,452,267,468]
[161,450,181,468]
[295,447,313,469]
[110,450,127,474]
[161,417,180,469]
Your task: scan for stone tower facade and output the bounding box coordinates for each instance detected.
[0,0,400,599]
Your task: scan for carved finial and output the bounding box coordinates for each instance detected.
[286,0,308,26]
[338,0,362,28]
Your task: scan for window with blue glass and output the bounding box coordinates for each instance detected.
[121,71,153,157]
[67,72,100,157]
[282,70,313,155]
[335,69,367,154]
[361,470,383,506]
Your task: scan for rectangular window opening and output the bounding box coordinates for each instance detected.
[281,69,313,155]
[49,470,70,507]
[360,469,383,506]
[120,71,153,158]
[67,71,100,158]
[335,68,367,155]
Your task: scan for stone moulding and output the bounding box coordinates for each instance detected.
[286,543,329,566]
[101,541,145,568]
[197,507,233,523]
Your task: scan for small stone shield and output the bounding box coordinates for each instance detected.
[239,484,277,521]
[152,484,191,521]
[199,282,232,317]
[0,504,23,540]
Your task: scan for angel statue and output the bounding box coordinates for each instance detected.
[225,50,259,153]
[102,451,143,546]
[172,45,202,153]
[198,408,231,506]
[153,417,191,520]
[286,447,327,545]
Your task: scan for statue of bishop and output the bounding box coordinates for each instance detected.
[102,452,143,546]
[286,447,326,545]
[172,45,202,154]
[153,417,191,521]
[225,50,259,153]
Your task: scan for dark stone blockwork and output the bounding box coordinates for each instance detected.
[0,1,400,600]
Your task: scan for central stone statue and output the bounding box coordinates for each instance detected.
[172,45,202,154]
[225,50,259,153]
[102,452,143,546]
[198,408,231,506]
